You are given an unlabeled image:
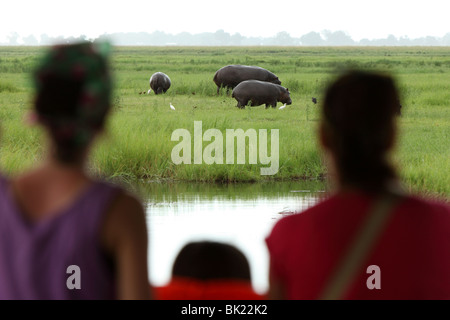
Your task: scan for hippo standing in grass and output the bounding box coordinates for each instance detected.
[232,80,292,109]
[149,72,171,94]
[213,65,281,95]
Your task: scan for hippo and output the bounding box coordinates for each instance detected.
[149,72,171,94]
[213,65,281,95]
[232,80,292,109]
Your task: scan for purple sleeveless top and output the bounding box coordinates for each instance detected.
[0,175,121,300]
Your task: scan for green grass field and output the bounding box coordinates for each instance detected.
[0,46,449,198]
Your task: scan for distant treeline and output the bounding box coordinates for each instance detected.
[2,30,450,46]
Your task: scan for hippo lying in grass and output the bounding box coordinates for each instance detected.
[213,65,281,95]
[232,80,292,109]
[150,72,171,94]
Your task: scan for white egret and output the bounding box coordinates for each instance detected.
[170,103,176,110]
[279,103,286,110]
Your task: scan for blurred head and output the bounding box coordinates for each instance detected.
[320,70,400,192]
[172,241,251,281]
[33,41,112,165]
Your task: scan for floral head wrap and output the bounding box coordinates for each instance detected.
[33,41,112,147]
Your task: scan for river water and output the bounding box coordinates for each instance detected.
[138,180,328,295]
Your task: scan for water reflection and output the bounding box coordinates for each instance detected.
[137,181,328,295]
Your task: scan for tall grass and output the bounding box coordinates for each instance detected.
[0,46,449,197]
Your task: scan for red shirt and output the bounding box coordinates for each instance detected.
[154,277,265,300]
[266,191,450,300]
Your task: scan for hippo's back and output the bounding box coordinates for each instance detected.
[214,65,280,88]
[150,72,171,85]
[233,79,279,94]
[150,72,171,94]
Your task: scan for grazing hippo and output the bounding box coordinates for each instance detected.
[232,80,292,109]
[150,72,171,94]
[213,65,281,95]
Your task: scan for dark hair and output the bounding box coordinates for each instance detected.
[172,241,251,281]
[33,42,111,164]
[321,70,400,192]
[35,76,86,163]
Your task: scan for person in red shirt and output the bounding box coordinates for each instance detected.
[266,70,450,300]
[154,241,265,300]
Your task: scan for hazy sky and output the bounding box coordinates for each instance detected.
[1,0,448,42]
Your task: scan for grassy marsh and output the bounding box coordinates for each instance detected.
[0,46,449,198]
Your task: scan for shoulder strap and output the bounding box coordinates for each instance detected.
[320,193,401,300]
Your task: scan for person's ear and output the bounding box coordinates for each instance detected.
[319,122,331,151]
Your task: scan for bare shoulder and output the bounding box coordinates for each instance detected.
[101,189,148,252]
[109,189,146,218]
[100,187,150,299]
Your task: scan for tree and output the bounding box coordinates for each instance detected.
[230,33,243,46]
[40,34,52,45]
[23,34,39,46]
[398,36,411,46]
[300,31,324,46]
[424,36,440,46]
[442,33,450,46]
[214,30,231,45]
[385,34,398,46]
[323,30,354,46]
[174,32,193,45]
[7,32,20,45]
[271,31,295,46]
[358,38,372,46]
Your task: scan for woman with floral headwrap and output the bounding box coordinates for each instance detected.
[0,42,150,300]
